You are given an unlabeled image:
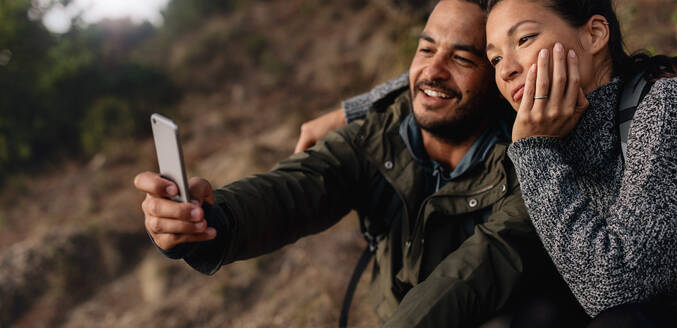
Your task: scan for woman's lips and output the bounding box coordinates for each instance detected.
[512,85,525,103]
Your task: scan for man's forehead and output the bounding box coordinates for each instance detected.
[424,1,486,47]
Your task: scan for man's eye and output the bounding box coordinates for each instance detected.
[518,34,538,46]
[490,56,502,67]
[420,48,433,54]
[454,55,474,66]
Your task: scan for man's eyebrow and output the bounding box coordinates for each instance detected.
[453,44,484,57]
[486,19,540,51]
[419,33,483,57]
[419,32,435,43]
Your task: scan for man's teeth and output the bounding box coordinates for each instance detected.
[423,89,451,99]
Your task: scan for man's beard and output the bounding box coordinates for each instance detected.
[412,80,495,143]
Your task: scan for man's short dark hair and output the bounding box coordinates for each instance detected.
[460,0,488,11]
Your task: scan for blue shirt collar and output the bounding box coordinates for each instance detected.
[399,113,510,190]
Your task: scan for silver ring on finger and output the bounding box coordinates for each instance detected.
[534,95,549,99]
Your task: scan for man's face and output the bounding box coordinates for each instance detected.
[409,0,495,142]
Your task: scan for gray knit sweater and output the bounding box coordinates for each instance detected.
[342,72,409,122]
[507,77,677,317]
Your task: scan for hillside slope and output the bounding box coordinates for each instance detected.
[1,1,429,327]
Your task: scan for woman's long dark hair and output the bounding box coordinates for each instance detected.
[486,0,677,81]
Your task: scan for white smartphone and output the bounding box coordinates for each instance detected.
[151,113,190,203]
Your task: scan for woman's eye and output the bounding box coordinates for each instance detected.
[518,34,538,46]
[490,56,502,66]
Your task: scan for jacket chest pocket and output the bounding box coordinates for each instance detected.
[405,204,494,282]
[414,198,492,244]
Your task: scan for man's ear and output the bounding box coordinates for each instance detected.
[579,14,610,55]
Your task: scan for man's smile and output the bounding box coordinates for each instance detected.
[422,87,453,99]
[414,80,462,108]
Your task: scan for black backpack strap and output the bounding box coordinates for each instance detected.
[339,177,402,327]
[339,247,374,328]
[618,73,652,160]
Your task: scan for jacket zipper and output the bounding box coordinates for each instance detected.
[380,173,410,244]
[408,182,498,253]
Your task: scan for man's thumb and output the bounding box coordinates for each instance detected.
[188,177,214,205]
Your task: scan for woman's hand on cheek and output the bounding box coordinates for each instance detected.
[512,43,589,142]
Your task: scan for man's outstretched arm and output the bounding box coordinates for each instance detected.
[136,123,368,274]
[211,125,366,264]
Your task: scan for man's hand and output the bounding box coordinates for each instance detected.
[134,172,217,250]
[294,108,347,153]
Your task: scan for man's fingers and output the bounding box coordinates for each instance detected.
[294,134,314,154]
[134,171,178,198]
[146,215,207,234]
[293,108,347,154]
[188,177,214,205]
[137,173,216,250]
[295,120,321,154]
[154,228,217,251]
[142,194,203,222]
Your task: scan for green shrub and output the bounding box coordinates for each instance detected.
[80,97,137,156]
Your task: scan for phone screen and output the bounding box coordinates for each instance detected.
[151,113,190,203]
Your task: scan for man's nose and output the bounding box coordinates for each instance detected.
[499,55,522,82]
[423,54,451,81]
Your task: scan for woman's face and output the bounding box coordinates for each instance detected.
[486,0,594,110]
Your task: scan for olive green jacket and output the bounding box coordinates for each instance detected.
[182,92,550,327]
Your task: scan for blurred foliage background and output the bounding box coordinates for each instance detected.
[1,0,674,184]
[0,0,259,183]
[1,0,173,179]
[0,0,438,186]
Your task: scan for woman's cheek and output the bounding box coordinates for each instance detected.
[495,76,507,98]
[495,79,515,109]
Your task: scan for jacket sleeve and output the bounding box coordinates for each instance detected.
[506,77,677,316]
[179,123,367,275]
[384,183,539,327]
[342,72,409,123]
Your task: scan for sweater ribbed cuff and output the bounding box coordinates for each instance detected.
[507,137,563,166]
[342,95,373,123]
[342,72,410,123]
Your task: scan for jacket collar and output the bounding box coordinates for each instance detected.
[357,90,514,202]
[398,112,510,191]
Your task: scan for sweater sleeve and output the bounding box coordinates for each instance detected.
[342,72,409,122]
[507,77,677,317]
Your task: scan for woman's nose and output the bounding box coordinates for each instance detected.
[499,56,522,81]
